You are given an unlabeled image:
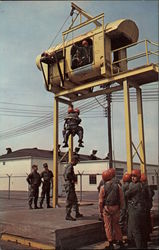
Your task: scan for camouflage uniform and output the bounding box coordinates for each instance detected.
[26,171,41,209]
[119,181,130,234]
[125,182,148,249]
[63,112,83,147]
[63,163,81,220]
[40,169,53,208]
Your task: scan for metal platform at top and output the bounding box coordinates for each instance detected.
[55,62,159,102]
[54,38,159,103]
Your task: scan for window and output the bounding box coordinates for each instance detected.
[71,38,93,69]
[89,174,97,185]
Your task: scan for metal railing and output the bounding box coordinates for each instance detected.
[111,39,159,75]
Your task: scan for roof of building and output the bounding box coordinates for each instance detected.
[0,148,101,162]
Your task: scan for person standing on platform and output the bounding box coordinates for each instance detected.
[125,169,148,249]
[63,156,83,221]
[99,168,124,249]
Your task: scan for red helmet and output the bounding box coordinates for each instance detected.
[109,168,116,178]
[82,40,88,46]
[102,169,112,182]
[123,172,131,183]
[140,173,147,182]
[68,107,74,114]
[74,108,80,115]
[131,169,141,178]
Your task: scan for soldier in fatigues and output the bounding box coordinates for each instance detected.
[125,169,148,249]
[119,172,131,235]
[140,173,155,242]
[26,165,41,209]
[63,106,84,148]
[63,156,83,221]
[99,168,124,249]
[39,163,53,208]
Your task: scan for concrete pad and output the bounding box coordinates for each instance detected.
[0,204,105,250]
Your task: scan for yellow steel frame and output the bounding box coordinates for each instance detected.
[123,80,132,173]
[53,98,58,208]
[50,5,159,207]
[136,87,146,174]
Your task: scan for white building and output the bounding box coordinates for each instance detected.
[0,148,158,195]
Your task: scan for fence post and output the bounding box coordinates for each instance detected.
[6,174,12,199]
[78,171,84,202]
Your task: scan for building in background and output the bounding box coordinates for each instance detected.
[0,148,158,195]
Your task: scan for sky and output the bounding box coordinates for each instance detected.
[0,1,158,165]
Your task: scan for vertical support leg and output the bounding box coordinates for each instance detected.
[68,134,73,162]
[136,87,146,174]
[123,79,133,173]
[53,97,58,208]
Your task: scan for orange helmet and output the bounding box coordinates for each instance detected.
[140,173,147,182]
[68,107,74,114]
[74,108,80,115]
[123,172,131,183]
[102,169,112,182]
[131,169,141,178]
[109,168,116,178]
[82,40,88,46]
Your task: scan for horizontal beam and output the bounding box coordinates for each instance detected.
[71,85,123,102]
[55,64,158,98]
[62,13,104,36]
[58,97,72,105]
[71,2,102,27]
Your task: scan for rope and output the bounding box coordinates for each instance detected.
[48,14,70,49]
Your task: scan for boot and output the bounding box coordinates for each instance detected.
[34,206,40,209]
[65,214,76,221]
[29,205,33,210]
[63,143,68,148]
[104,241,114,250]
[117,241,125,249]
[39,203,43,209]
[75,212,83,218]
[78,142,84,147]
[47,204,52,208]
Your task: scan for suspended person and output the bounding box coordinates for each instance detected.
[125,169,148,249]
[62,106,84,148]
[63,155,83,221]
[99,168,124,249]
[26,165,41,209]
[119,172,131,237]
[39,163,53,209]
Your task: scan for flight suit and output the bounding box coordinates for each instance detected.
[119,181,129,234]
[63,112,84,147]
[26,171,41,209]
[63,163,80,218]
[99,178,124,244]
[40,169,53,208]
[125,182,148,249]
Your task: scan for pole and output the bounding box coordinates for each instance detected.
[136,87,146,174]
[7,174,11,200]
[53,97,59,208]
[123,79,133,173]
[107,93,113,168]
[68,134,73,162]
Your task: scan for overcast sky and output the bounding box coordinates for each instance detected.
[0,1,158,165]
